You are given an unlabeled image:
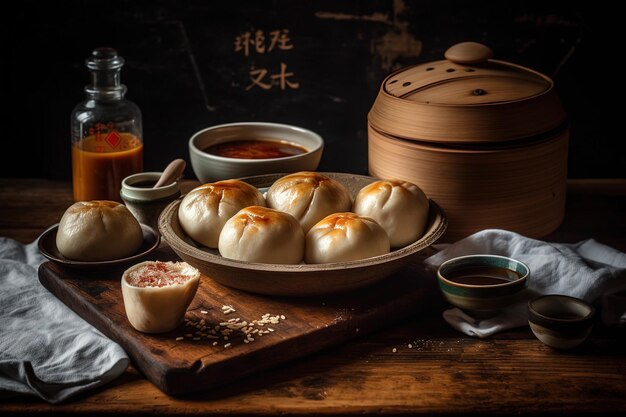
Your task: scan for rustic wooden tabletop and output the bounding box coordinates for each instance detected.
[1,178,625,416]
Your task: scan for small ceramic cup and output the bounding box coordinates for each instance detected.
[527,295,595,350]
[120,172,181,234]
[436,254,529,317]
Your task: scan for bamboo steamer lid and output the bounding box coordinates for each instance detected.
[367,42,569,241]
[368,42,566,143]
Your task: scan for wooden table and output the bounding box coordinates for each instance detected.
[1,178,625,415]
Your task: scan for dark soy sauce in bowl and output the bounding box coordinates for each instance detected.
[129,180,158,188]
[444,266,521,285]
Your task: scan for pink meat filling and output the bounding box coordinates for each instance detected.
[126,262,193,288]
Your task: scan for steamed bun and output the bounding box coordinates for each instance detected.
[218,206,304,264]
[178,180,265,248]
[266,172,352,233]
[122,261,200,334]
[353,179,428,247]
[56,200,143,261]
[305,212,390,264]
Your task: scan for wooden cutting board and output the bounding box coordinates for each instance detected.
[38,244,437,396]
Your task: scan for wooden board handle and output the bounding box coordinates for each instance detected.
[445,42,493,65]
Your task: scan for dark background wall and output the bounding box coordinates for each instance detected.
[4,0,623,181]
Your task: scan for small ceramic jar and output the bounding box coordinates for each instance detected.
[121,172,181,234]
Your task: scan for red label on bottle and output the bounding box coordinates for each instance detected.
[105,130,122,148]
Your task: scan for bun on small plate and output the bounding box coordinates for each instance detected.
[56,200,143,261]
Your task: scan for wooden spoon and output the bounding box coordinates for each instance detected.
[154,159,186,188]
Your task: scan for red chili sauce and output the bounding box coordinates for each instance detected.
[203,139,307,159]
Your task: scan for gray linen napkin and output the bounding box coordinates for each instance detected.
[424,229,626,338]
[0,237,129,403]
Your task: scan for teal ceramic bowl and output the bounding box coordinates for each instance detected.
[436,254,529,316]
[528,295,595,350]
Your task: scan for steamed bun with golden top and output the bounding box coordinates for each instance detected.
[218,206,304,264]
[266,172,352,233]
[305,212,390,264]
[353,179,429,247]
[178,180,265,248]
[56,200,143,261]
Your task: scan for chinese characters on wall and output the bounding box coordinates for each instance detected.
[234,29,300,91]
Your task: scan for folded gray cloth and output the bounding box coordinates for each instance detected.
[0,237,129,403]
[425,229,626,338]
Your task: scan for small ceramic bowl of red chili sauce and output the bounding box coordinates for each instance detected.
[189,122,324,183]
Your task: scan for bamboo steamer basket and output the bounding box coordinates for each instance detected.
[368,42,568,242]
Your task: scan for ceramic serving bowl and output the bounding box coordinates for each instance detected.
[436,254,529,316]
[159,172,448,297]
[189,122,324,183]
[528,294,595,350]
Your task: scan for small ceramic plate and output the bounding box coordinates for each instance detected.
[38,223,160,270]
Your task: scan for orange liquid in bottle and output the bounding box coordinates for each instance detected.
[72,133,143,202]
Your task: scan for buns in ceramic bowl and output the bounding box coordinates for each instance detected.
[219,206,304,264]
[158,172,448,296]
[353,179,429,247]
[266,171,352,233]
[56,200,143,261]
[305,212,390,264]
[178,179,265,248]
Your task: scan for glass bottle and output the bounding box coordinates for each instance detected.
[71,47,143,202]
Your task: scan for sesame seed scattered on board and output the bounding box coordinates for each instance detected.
[176,308,288,348]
